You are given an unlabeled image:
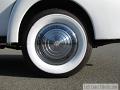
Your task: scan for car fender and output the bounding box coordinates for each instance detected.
[7,0,40,43]
[7,0,120,43]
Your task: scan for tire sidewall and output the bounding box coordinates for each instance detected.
[22,9,92,76]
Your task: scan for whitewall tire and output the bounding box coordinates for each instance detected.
[22,9,92,76]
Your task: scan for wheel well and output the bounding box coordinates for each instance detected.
[19,0,95,46]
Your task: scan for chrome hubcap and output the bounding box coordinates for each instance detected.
[35,23,78,65]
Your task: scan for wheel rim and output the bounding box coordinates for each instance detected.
[35,23,78,65]
[27,14,87,74]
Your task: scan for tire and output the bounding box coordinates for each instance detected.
[22,9,92,77]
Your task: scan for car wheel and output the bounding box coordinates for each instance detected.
[22,9,92,77]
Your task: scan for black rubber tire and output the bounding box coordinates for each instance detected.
[21,9,92,77]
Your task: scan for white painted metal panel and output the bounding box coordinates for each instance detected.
[0,0,15,36]
[74,0,120,39]
[0,0,119,43]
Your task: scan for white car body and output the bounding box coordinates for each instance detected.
[0,0,120,43]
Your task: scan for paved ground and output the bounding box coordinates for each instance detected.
[0,43,120,90]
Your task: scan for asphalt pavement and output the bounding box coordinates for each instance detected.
[0,43,119,90]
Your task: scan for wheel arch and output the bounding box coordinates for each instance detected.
[7,0,95,47]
